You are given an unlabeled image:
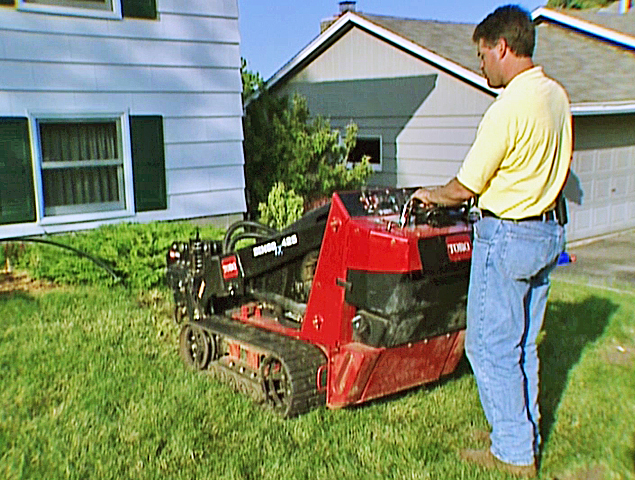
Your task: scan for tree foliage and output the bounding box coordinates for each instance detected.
[546,0,616,8]
[241,58,264,104]
[241,60,372,219]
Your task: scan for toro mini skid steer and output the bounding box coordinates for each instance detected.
[167,188,473,417]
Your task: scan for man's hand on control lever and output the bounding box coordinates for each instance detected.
[411,188,436,208]
[411,178,475,208]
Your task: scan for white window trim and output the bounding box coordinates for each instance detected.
[348,135,383,172]
[28,111,135,226]
[17,0,122,20]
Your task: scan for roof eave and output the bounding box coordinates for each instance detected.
[572,101,635,115]
[532,7,635,49]
[266,12,498,95]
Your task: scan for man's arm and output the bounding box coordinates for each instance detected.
[411,178,475,207]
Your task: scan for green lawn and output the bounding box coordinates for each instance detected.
[1,279,633,479]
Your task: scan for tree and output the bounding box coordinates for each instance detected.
[241,61,372,221]
[241,58,264,104]
[546,0,616,8]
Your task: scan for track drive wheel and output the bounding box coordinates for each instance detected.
[260,355,292,417]
[179,324,211,370]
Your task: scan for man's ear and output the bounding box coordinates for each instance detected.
[495,38,508,58]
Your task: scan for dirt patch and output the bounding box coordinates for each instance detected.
[0,271,58,294]
[553,464,608,480]
[602,343,635,367]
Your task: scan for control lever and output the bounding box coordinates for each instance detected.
[399,197,470,228]
[399,197,423,228]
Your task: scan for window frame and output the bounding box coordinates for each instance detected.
[29,111,135,226]
[17,0,122,20]
[348,135,383,172]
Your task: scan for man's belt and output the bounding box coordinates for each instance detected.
[481,209,557,222]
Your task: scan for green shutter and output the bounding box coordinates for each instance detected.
[0,118,36,225]
[129,115,167,212]
[121,0,156,19]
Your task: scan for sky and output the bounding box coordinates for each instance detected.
[238,0,546,81]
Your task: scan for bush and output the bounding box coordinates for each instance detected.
[258,182,304,230]
[10,222,225,291]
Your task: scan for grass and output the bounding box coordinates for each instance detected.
[0,279,633,479]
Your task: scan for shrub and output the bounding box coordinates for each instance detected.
[258,182,305,230]
[10,222,225,291]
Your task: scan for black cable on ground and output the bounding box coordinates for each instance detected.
[1,237,122,284]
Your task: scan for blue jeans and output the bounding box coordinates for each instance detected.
[465,216,564,466]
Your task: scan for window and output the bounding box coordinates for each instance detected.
[1,113,165,226]
[36,118,127,217]
[17,0,157,19]
[24,0,113,11]
[17,0,121,19]
[349,136,382,171]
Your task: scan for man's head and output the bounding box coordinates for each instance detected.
[473,5,535,88]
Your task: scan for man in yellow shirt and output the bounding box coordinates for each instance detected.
[413,5,571,478]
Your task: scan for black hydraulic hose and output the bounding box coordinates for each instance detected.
[1,237,122,283]
[222,220,277,253]
[226,232,272,253]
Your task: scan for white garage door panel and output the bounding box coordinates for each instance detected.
[593,177,611,200]
[611,176,628,197]
[610,202,627,224]
[592,206,611,227]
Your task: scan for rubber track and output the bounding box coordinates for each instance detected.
[193,315,327,418]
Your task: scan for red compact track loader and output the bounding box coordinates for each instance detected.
[166,188,473,417]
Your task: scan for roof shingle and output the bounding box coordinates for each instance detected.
[357,12,635,104]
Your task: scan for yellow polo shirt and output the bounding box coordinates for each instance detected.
[456,66,572,219]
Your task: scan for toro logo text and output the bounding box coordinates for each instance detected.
[445,234,472,262]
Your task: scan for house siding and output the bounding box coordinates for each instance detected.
[0,0,245,238]
[277,27,493,188]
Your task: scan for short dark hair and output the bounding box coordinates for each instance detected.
[472,5,535,57]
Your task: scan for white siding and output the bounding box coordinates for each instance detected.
[279,27,493,188]
[168,165,245,195]
[0,0,245,237]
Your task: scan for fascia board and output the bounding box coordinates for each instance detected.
[532,7,635,49]
[267,12,498,95]
[572,102,635,115]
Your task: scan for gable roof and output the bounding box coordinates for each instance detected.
[267,12,495,95]
[535,6,635,45]
[268,8,635,115]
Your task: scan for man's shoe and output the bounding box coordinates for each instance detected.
[460,448,537,478]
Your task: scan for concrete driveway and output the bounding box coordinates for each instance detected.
[552,229,635,291]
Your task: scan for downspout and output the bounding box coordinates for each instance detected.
[620,0,632,14]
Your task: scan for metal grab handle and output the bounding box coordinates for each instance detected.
[399,197,472,228]
[398,197,423,228]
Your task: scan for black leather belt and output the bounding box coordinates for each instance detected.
[481,209,557,222]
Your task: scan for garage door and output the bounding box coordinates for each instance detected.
[566,114,635,242]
